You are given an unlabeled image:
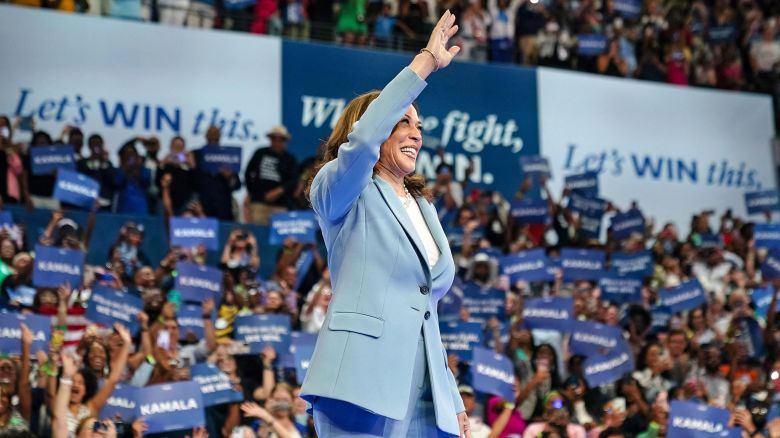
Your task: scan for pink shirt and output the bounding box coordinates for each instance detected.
[486,396,526,438]
[522,422,586,438]
[6,152,21,201]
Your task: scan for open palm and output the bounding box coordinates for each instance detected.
[424,10,460,70]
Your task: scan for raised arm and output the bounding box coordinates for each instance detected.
[311,11,460,223]
[87,323,131,415]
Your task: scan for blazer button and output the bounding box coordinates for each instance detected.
[419,285,430,295]
[424,311,431,320]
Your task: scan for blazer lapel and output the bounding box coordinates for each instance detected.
[373,177,430,277]
[415,196,452,277]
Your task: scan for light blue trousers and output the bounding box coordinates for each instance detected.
[312,332,457,437]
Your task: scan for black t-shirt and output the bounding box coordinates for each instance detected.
[245,147,298,206]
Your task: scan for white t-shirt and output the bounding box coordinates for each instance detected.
[751,40,780,72]
[400,196,441,268]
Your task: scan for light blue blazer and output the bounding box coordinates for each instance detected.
[300,67,465,436]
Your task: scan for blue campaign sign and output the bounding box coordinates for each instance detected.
[651,305,672,333]
[293,343,315,384]
[223,0,255,10]
[199,146,242,174]
[175,262,222,303]
[708,25,737,43]
[667,400,729,437]
[510,198,548,224]
[599,273,642,304]
[100,384,137,422]
[53,169,99,208]
[745,190,780,215]
[752,286,780,317]
[583,344,633,386]
[610,211,645,240]
[561,248,605,281]
[177,303,216,341]
[461,284,505,322]
[519,155,551,179]
[170,217,219,250]
[614,0,641,17]
[565,172,599,197]
[281,40,540,199]
[610,250,653,278]
[437,288,463,322]
[500,249,555,283]
[754,224,780,249]
[762,248,780,279]
[569,320,625,356]
[269,211,317,245]
[191,363,244,407]
[439,321,483,361]
[567,192,607,215]
[32,244,85,288]
[30,144,76,175]
[699,233,723,249]
[522,296,573,332]
[135,382,205,434]
[470,347,514,401]
[660,279,705,313]
[234,314,292,354]
[0,212,13,228]
[85,285,143,334]
[0,313,50,354]
[577,34,608,56]
[579,208,604,241]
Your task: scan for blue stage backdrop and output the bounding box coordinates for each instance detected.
[281,40,540,197]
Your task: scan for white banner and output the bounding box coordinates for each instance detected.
[538,68,777,230]
[0,5,281,167]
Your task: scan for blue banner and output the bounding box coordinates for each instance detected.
[522,297,573,332]
[577,35,608,56]
[699,233,723,249]
[293,343,315,384]
[281,40,540,199]
[567,192,607,215]
[761,248,780,279]
[510,198,548,224]
[100,384,137,423]
[437,288,463,322]
[176,303,216,340]
[269,211,317,245]
[0,313,50,354]
[610,250,653,278]
[175,262,222,303]
[191,363,244,406]
[708,25,737,43]
[519,155,551,179]
[752,286,780,317]
[53,169,99,209]
[32,244,85,288]
[651,305,672,333]
[745,190,780,215]
[223,0,256,10]
[199,145,242,174]
[85,285,143,334]
[599,273,642,303]
[569,320,625,356]
[565,172,599,197]
[583,344,634,386]
[579,208,604,241]
[30,144,76,175]
[660,279,705,313]
[561,248,605,281]
[614,0,641,18]
[470,347,515,401]
[234,314,292,354]
[500,249,555,283]
[610,211,645,240]
[439,321,483,361]
[754,224,780,249]
[135,382,205,434]
[170,217,219,250]
[667,400,729,437]
[461,284,506,322]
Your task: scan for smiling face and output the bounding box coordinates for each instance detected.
[377,106,423,178]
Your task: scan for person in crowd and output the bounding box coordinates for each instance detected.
[487,0,521,63]
[220,228,261,280]
[245,125,298,225]
[114,140,151,215]
[194,126,241,221]
[522,391,586,438]
[76,134,115,211]
[157,135,196,215]
[597,38,628,77]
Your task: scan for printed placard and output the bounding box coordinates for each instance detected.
[135,382,205,434]
[85,285,143,333]
[175,262,222,303]
[53,169,99,208]
[200,146,242,174]
[32,244,85,288]
[0,313,50,354]
[30,144,76,175]
[191,363,244,406]
[470,347,514,401]
[667,400,729,438]
[170,217,219,250]
[439,321,483,361]
[269,211,318,245]
[561,248,605,281]
[659,279,705,313]
[522,297,573,332]
[745,190,780,215]
[500,249,555,283]
[234,314,292,354]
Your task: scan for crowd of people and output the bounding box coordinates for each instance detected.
[0,111,778,438]
[4,0,780,95]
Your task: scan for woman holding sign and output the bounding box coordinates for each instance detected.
[300,10,469,438]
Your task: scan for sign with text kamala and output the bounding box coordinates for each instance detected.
[135,382,205,434]
[471,347,514,401]
[170,217,219,250]
[53,169,99,208]
[667,400,729,438]
[175,262,222,302]
[522,297,573,331]
[32,244,85,288]
[539,68,777,233]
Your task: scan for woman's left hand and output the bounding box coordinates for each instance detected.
[423,10,461,71]
[457,411,471,438]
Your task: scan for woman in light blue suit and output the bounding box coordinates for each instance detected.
[300,10,471,438]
